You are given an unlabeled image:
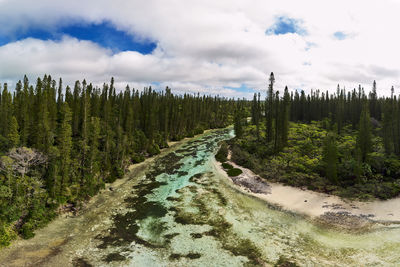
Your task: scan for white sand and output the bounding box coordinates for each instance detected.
[215,158,400,224]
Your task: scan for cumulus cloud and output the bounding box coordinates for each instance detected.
[0,0,399,97]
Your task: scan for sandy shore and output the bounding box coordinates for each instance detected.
[215,155,400,229]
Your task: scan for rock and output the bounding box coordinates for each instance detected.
[317,211,373,230]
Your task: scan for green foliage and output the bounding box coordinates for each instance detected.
[131,153,145,163]
[215,142,228,162]
[231,144,255,170]
[322,133,338,184]
[357,102,372,162]
[232,121,400,200]
[20,222,35,239]
[222,163,233,169]
[234,108,243,138]
[227,168,243,177]
[147,143,160,156]
[0,221,16,247]
[266,72,275,143]
[7,116,20,148]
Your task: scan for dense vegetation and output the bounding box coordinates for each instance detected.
[231,73,400,200]
[0,75,234,245]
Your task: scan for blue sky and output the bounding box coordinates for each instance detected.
[0,21,156,54]
[266,16,306,36]
[0,0,399,98]
[224,84,255,95]
[333,31,348,40]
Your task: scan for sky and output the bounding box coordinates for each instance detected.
[0,0,399,98]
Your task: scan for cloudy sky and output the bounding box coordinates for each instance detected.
[0,0,399,98]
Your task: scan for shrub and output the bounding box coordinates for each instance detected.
[375,182,400,200]
[193,127,204,135]
[215,142,228,162]
[20,222,35,239]
[0,221,15,247]
[222,163,233,169]
[384,157,400,177]
[147,143,160,156]
[131,153,145,163]
[186,131,195,138]
[231,145,254,169]
[227,168,242,177]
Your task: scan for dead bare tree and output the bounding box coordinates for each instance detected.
[6,147,47,178]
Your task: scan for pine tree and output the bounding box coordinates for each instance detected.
[20,76,30,146]
[322,133,338,184]
[336,85,344,135]
[0,84,12,139]
[274,91,280,151]
[251,93,260,140]
[72,81,81,136]
[7,116,20,148]
[382,97,394,155]
[266,72,275,142]
[369,80,381,120]
[234,107,243,138]
[57,103,72,197]
[281,86,290,147]
[88,117,101,194]
[357,101,372,162]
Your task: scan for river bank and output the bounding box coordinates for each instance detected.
[215,152,400,230]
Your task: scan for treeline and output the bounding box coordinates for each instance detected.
[249,72,400,157]
[0,75,234,243]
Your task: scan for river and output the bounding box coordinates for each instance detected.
[1,128,400,266]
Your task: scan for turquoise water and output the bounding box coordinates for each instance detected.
[92,128,400,266]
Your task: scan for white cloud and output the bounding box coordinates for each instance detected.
[0,0,400,97]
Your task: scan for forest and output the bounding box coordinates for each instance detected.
[229,73,400,201]
[0,75,235,246]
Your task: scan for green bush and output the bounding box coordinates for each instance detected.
[186,131,195,138]
[227,168,243,177]
[222,163,233,169]
[375,182,400,200]
[384,157,400,177]
[0,221,15,247]
[193,127,204,135]
[231,145,254,169]
[171,134,184,141]
[147,143,161,156]
[131,153,145,163]
[20,222,35,239]
[215,142,228,162]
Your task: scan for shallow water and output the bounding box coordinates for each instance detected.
[1,128,400,266]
